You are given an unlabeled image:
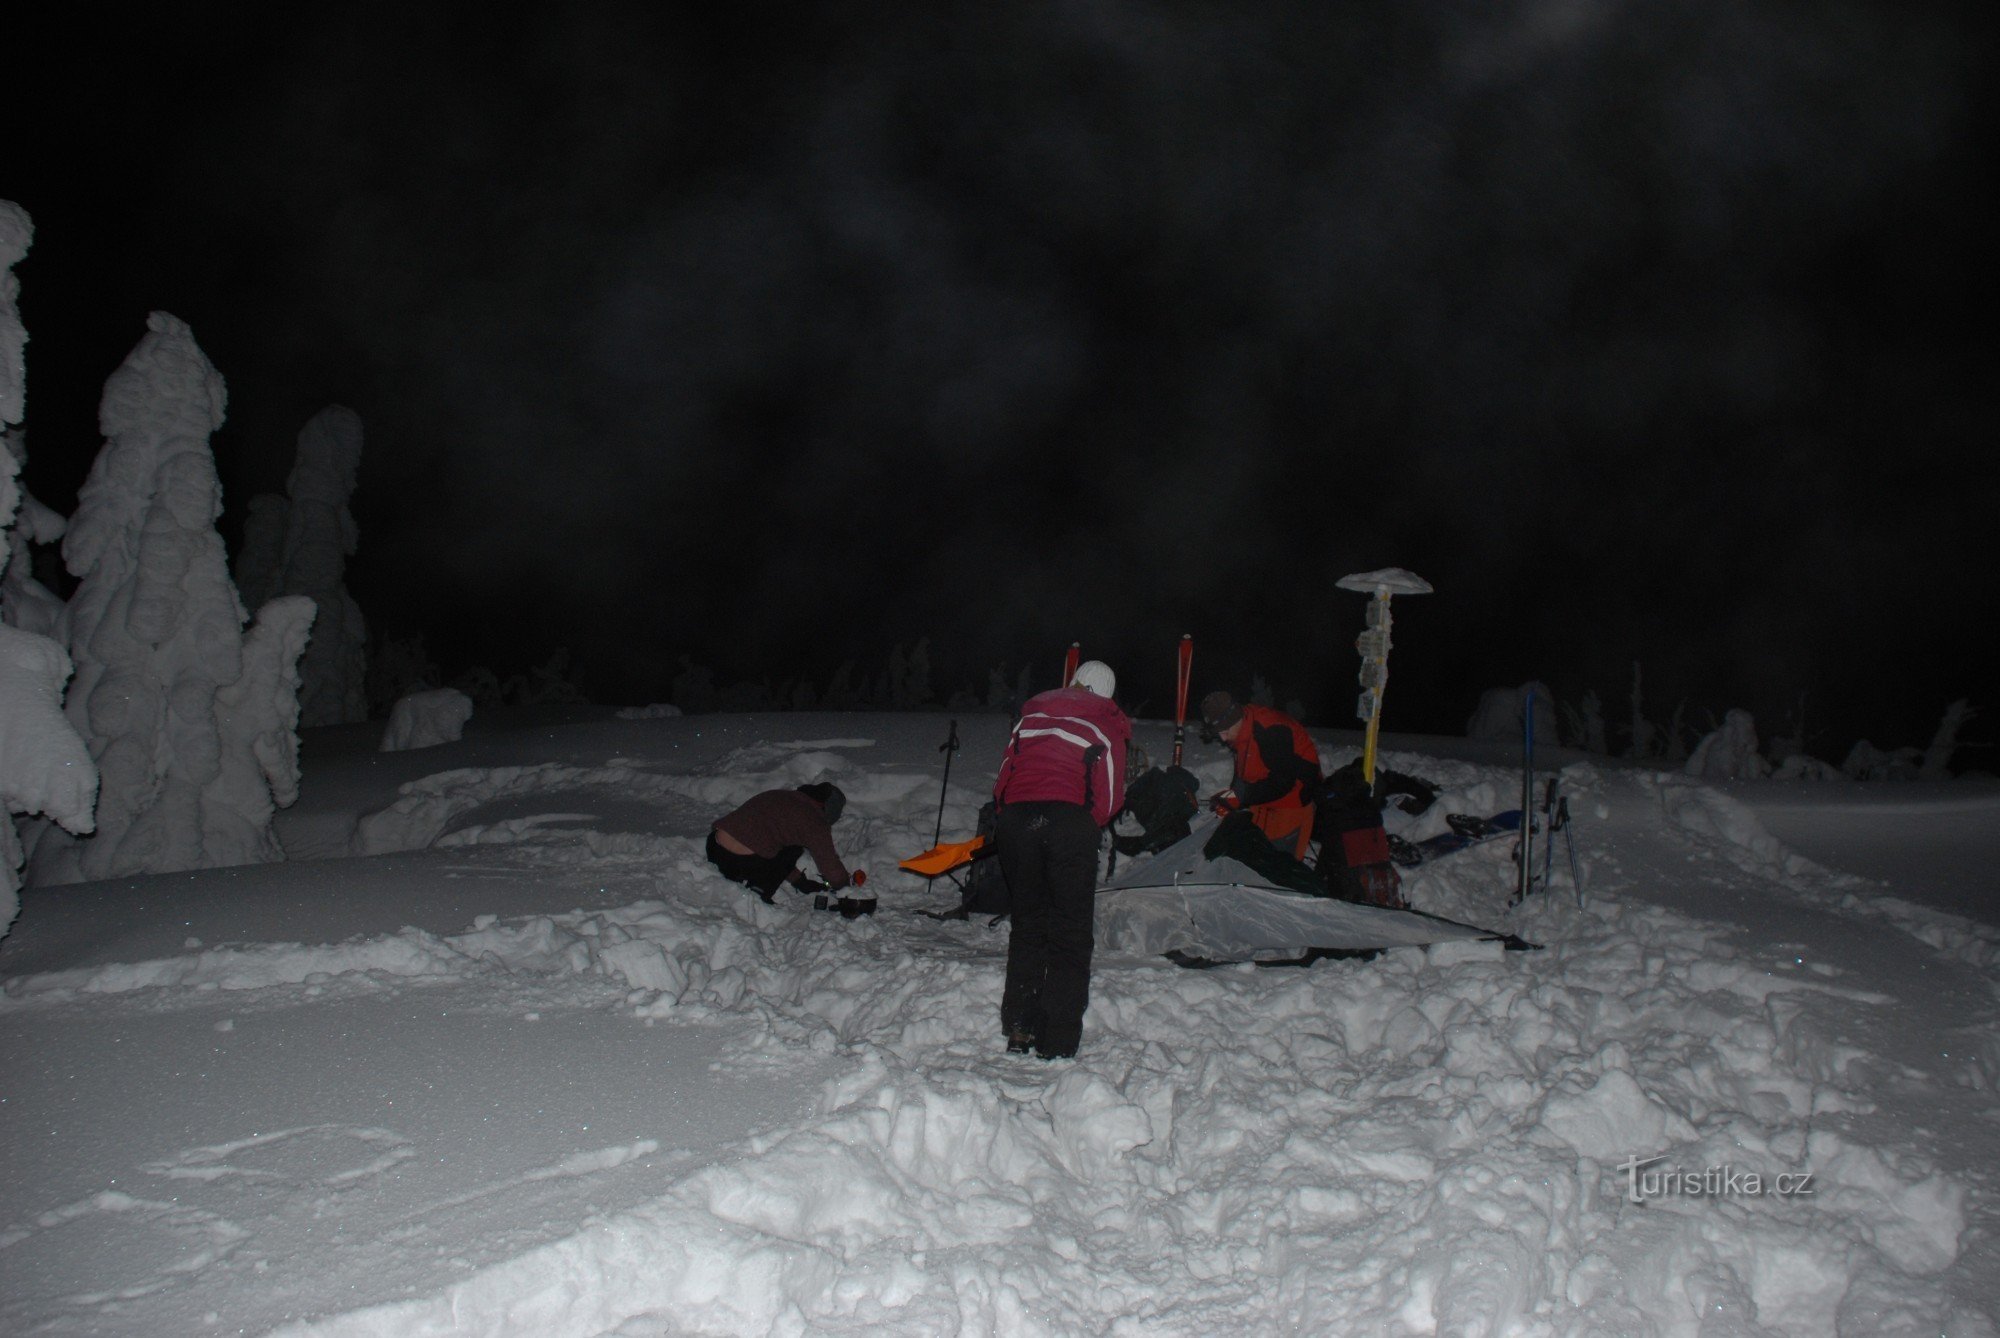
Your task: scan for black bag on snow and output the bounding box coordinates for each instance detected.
[1114,765,1200,857]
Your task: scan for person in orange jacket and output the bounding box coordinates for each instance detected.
[1198,691,1322,860]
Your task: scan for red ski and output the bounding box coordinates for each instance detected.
[1172,634,1194,766]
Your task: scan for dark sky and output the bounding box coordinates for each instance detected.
[9,1,1997,758]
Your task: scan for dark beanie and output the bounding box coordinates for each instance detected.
[1199,691,1242,731]
[797,782,846,822]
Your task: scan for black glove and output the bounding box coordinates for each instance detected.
[1396,778,1439,815]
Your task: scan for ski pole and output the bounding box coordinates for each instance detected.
[1172,633,1194,767]
[1063,641,1081,687]
[1560,796,1583,908]
[932,719,960,850]
[1541,776,1558,893]
[1517,695,1535,904]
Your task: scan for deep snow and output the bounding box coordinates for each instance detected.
[3,707,1996,1336]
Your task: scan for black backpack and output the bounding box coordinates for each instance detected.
[1113,765,1200,856]
[956,801,1012,916]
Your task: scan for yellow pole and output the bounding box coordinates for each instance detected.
[1335,568,1432,790]
[1361,679,1385,786]
[1359,591,1390,787]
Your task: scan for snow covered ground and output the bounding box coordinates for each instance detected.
[3,707,1996,1336]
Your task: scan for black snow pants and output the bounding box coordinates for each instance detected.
[994,800,1103,1059]
[705,831,803,902]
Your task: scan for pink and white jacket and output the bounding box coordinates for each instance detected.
[993,686,1131,828]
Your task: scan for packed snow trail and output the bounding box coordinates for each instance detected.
[1,713,1993,1335]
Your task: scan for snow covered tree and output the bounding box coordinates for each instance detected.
[380,686,474,751]
[228,407,367,726]
[1770,753,1842,781]
[0,625,97,933]
[2,433,69,639]
[715,677,777,711]
[519,648,588,705]
[365,632,441,714]
[982,664,1012,712]
[0,200,98,929]
[276,406,367,725]
[1663,700,1694,763]
[1684,708,1770,780]
[671,656,718,712]
[31,312,312,885]
[453,664,505,708]
[1561,689,1609,754]
[886,638,933,708]
[207,596,316,860]
[1766,691,1814,767]
[1466,682,1556,744]
[1842,739,1919,781]
[231,491,287,612]
[823,660,860,709]
[0,204,67,639]
[1622,661,1658,760]
[1920,699,1975,779]
[0,203,26,437]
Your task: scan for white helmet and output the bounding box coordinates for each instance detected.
[1070,659,1116,698]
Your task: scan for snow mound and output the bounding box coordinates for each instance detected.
[379,687,473,751]
[1650,773,1830,883]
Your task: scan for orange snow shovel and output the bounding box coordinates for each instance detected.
[897,835,992,877]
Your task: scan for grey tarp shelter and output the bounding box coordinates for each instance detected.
[1094,815,1506,963]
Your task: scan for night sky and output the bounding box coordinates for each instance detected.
[9,2,1996,758]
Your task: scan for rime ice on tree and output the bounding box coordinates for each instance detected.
[0,201,69,639]
[33,312,312,884]
[0,201,97,930]
[1685,708,1770,781]
[278,406,368,726]
[0,625,97,930]
[1466,682,1556,744]
[231,406,367,726]
[380,686,474,751]
[209,595,317,860]
[0,201,26,431]
[232,491,287,612]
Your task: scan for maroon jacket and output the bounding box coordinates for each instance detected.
[712,789,850,890]
[993,686,1131,827]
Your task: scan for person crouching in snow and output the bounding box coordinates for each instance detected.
[1198,691,1322,860]
[992,659,1130,1060]
[707,782,855,905]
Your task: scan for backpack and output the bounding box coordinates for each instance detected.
[1113,765,1200,856]
[956,801,1012,916]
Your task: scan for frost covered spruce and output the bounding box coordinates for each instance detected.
[30,312,314,884]
[0,200,96,934]
[233,404,369,727]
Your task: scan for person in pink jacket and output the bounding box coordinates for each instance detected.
[991,659,1130,1059]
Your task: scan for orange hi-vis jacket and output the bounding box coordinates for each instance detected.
[1230,705,1320,809]
[1229,705,1322,859]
